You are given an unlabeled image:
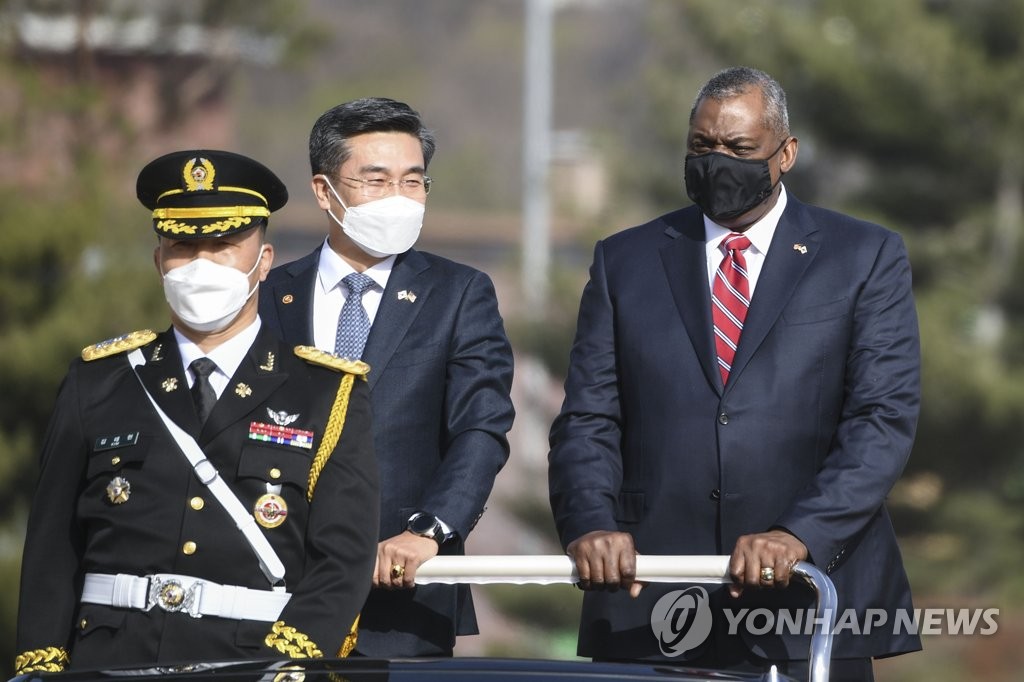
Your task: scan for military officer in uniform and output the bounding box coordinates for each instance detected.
[14,150,380,674]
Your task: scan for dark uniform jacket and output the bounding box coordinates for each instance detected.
[16,325,379,672]
[260,246,515,656]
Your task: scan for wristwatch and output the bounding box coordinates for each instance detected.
[407,512,445,547]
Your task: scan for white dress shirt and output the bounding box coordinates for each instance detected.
[704,184,790,300]
[176,317,262,399]
[312,238,396,353]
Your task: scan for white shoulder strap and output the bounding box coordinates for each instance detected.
[127,348,286,587]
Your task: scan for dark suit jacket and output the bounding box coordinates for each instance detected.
[17,325,379,671]
[549,196,922,662]
[259,246,515,656]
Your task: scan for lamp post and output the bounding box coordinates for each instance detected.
[522,0,553,319]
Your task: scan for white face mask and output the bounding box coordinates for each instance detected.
[322,176,424,258]
[162,249,264,333]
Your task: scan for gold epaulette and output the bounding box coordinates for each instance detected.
[293,345,370,377]
[82,330,158,362]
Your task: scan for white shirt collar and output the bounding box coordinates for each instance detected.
[175,316,262,381]
[316,237,395,294]
[703,184,789,255]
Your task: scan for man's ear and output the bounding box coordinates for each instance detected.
[311,175,332,211]
[258,243,275,281]
[779,136,799,174]
[153,243,163,278]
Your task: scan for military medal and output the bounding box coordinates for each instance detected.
[106,476,131,504]
[254,493,288,528]
[249,420,313,450]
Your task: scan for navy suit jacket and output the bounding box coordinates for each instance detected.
[259,246,515,656]
[549,196,922,661]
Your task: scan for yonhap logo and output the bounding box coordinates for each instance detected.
[650,586,714,657]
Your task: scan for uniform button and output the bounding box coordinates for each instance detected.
[710,488,721,501]
[79,618,88,630]
[111,456,121,466]
[718,412,730,425]
[269,468,282,480]
[182,541,197,555]
[190,496,205,511]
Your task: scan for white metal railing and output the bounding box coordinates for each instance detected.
[416,555,836,682]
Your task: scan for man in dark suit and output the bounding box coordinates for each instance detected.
[15,150,379,674]
[548,67,921,681]
[259,98,515,657]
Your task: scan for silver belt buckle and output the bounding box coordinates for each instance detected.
[146,576,203,618]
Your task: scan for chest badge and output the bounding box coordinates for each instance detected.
[267,408,298,426]
[254,493,288,528]
[106,476,131,504]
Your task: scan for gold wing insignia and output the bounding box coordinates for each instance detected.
[293,346,370,376]
[82,330,157,362]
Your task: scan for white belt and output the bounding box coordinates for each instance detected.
[81,573,290,622]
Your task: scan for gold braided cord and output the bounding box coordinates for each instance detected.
[307,373,354,502]
[156,185,269,205]
[15,646,69,674]
[264,620,324,659]
[336,613,360,657]
[152,205,270,220]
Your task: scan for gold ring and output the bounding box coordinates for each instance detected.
[391,563,405,579]
[760,566,775,582]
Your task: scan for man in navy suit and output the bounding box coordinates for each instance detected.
[548,67,921,681]
[259,98,514,657]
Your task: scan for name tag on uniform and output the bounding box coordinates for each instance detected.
[94,432,140,451]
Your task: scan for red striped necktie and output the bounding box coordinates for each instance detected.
[712,233,752,385]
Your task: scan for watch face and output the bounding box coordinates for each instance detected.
[410,514,439,537]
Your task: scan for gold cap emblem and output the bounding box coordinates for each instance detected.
[183,157,216,192]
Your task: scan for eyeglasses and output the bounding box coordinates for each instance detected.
[340,175,432,198]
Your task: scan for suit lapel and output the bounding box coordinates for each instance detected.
[728,202,819,386]
[362,249,430,392]
[134,329,202,436]
[658,212,722,393]
[269,249,319,347]
[201,328,289,444]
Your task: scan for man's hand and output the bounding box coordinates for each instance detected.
[566,530,643,598]
[728,530,808,598]
[373,531,439,589]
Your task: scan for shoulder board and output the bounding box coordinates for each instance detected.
[294,345,370,376]
[82,330,158,362]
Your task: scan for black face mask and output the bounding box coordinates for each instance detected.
[684,139,787,222]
